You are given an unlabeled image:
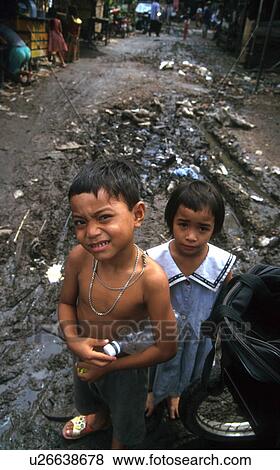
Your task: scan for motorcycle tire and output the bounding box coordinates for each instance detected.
[179,379,257,442]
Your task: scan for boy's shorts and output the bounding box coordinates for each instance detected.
[74,367,148,448]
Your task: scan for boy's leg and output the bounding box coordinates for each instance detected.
[96,369,148,448]
[63,410,110,439]
[111,436,128,450]
[63,365,110,439]
[145,365,156,416]
[145,391,155,417]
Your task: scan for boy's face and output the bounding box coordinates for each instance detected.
[172,204,215,258]
[70,190,145,260]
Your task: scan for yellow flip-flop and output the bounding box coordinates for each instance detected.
[62,415,110,440]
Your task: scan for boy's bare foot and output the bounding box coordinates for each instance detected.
[62,412,110,440]
[167,396,180,419]
[145,391,155,417]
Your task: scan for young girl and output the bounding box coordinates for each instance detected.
[66,6,82,62]
[48,11,68,67]
[146,180,236,419]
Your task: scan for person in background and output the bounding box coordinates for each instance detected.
[165,0,173,33]
[202,1,212,38]
[0,24,31,83]
[183,7,191,41]
[66,5,82,62]
[145,180,236,419]
[48,9,68,67]
[149,1,162,37]
[195,3,203,27]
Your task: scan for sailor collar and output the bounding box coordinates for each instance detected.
[147,241,236,292]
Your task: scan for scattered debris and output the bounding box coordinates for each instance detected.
[0,228,13,238]
[159,60,174,70]
[13,209,30,243]
[46,263,63,283]
[210,107,255,129]
[258,236,274,248]
[271,166,280,176]
[0,104,11,112]
[250,194,264,203]
[13,189,24,199]
[217,163,228,176]
[56,142,85,151]
[172,166,201,179]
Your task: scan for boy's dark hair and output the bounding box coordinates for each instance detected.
[68,158,141,210]
[165,180,225,236]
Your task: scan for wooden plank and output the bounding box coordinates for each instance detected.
[32,49,48,58]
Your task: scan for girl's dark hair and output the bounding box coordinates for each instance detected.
[165,180,225,236]
[68,158,141,210]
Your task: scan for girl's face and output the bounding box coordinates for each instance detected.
[172,204,215,258]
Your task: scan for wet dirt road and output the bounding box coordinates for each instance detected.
[0,28,279,450]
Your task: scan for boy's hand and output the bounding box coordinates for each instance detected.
[69,338,116,366]
[76,360,113,382]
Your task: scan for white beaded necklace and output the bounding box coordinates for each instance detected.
[88,244,147,316]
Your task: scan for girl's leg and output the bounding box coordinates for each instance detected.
[167,396,180,419]
[57,51,66,67]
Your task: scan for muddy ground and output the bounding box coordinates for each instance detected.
[0,25,279,450]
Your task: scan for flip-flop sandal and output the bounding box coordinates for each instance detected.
[62,415,110,440]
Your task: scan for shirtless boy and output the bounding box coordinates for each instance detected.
[59,158,177,449]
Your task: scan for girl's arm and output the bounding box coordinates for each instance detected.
[224,271,233,284]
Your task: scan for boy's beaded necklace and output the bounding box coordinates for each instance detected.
[88,244,147,316]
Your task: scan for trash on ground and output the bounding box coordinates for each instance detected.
[250,194,264,203]
[46,263,63,284]
[14,189,24,199]
[56,142,85,151]
[159,61,174,70]
[258,236,274,248]
[0,228,13,238]
[0,105,11,112]
[172,166,201,179]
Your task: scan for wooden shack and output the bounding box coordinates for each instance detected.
[0,0,48,59]
[217,0,280,69]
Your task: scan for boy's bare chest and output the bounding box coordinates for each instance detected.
[77,262,147,333]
